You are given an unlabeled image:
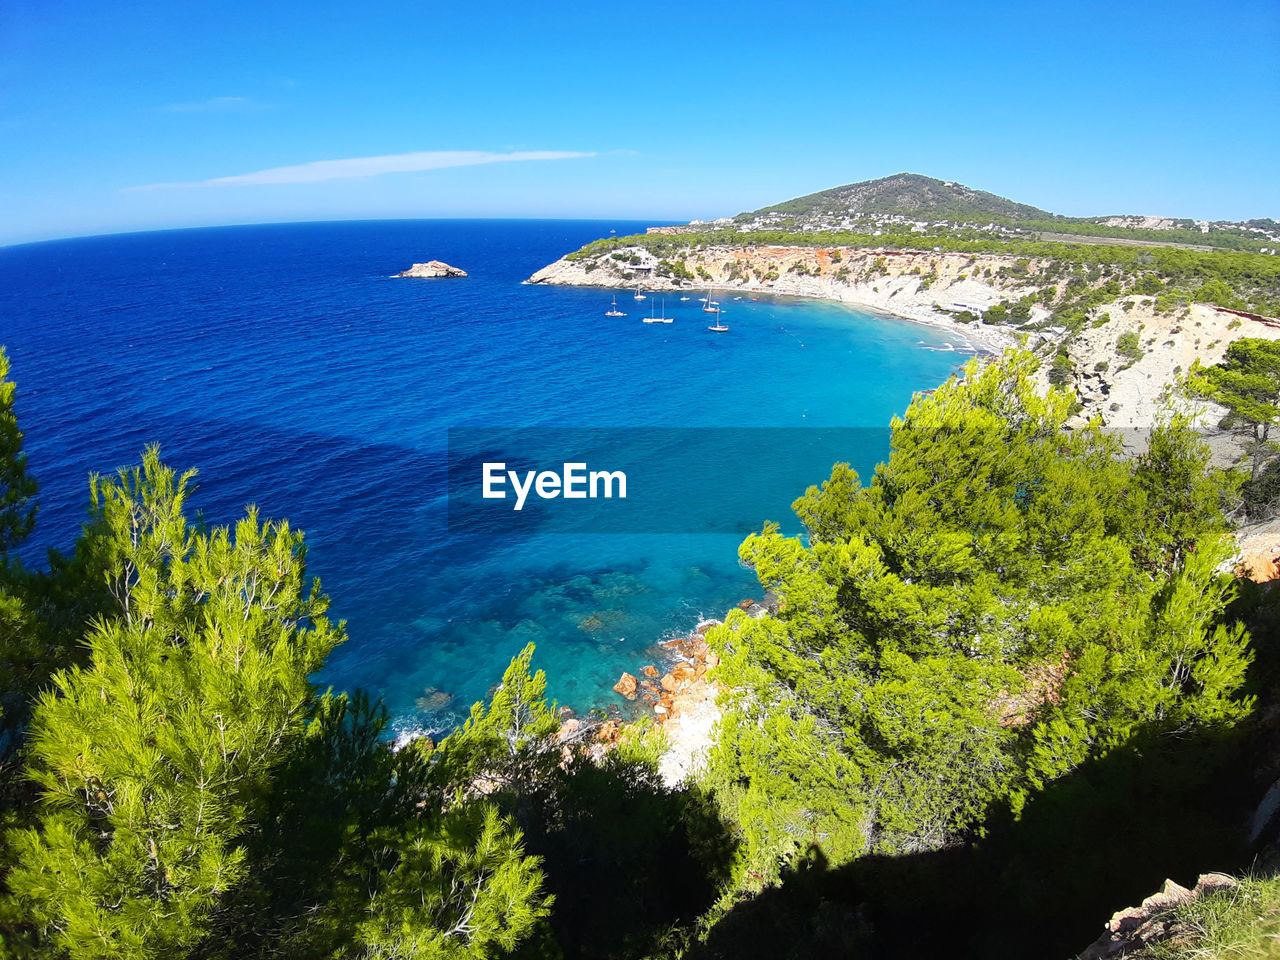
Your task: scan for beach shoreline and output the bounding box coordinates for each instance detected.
[526,243,1025,356]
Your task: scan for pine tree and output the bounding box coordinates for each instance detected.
[0,346,38,731]
[1188,337,1280,478]
[705,350,1253,884]
[0,348,37,559]
[5,448,343,958]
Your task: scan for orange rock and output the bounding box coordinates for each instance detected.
[596,720,620,743]
[642,664,659,678]
[1239,551,1280,583]
[737,598,756,610]
[671,663,697,685]
[612,672,638,700]
[660,672,678,692]
[640,680,659,695]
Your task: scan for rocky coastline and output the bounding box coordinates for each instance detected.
[528,244,1026,355]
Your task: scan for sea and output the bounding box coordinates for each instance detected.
[0,219,973,741]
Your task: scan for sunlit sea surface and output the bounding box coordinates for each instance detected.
[1,219,973,740]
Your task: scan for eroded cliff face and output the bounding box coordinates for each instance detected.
[529,244,1028,352]
[1049,297,1280,428]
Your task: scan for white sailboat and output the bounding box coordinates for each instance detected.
[707,305,729,333]
[702,289,719,313]
[634,289,647,300]
[605,295,625,317]
[642,297,673,324]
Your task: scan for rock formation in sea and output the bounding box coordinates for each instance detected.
[396,260,468,278]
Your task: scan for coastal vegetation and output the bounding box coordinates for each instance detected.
[563,229,1280,317]
[2,331,1278,958]
[704,352,1246,879]
[730,173,1278,254]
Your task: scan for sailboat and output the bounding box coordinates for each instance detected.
[702,289,719,313]
[605,295,625,317]
[643,297,673,324]
[707,305,729,333]
[633,289,647,300]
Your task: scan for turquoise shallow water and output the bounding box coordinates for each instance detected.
[0,219,972,740]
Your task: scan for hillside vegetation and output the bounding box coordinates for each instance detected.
[736,172,1054,223]
[724,173,1278,253]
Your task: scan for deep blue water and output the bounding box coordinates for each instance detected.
[0,219,971,740]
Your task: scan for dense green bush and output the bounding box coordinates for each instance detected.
[703,352,1248,890]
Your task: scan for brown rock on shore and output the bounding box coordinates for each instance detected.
[612,672,638,700]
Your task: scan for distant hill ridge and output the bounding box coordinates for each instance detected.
[739,172,1055,223]
[723,172,1278,250]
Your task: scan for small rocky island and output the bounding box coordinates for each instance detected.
[396,260,467,278]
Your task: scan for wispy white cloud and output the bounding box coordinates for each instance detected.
[129,149,595,190]
[157,96,263,113]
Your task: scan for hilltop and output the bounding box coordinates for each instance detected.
[735,172,1054,226]
[714,172,1279,252]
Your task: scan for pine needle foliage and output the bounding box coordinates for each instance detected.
[6,448,342,958]
[0,348,37,559]
[704,350,1252,888]
[2,448,552,960]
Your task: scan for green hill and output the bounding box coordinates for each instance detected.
[737,172,1057,223]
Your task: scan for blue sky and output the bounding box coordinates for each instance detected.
[1,0,1277,245]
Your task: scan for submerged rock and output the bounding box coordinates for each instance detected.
[415,686,455,712]
[396,260,468,278]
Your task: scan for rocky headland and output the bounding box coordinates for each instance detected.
[396,260,468,278]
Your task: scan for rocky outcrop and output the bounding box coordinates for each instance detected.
[396,260,467,278]
[620,598,775,787]
[612,672,638,700]
[1049,297,1280,430]
[652,628,722,788]
[1079,873,1238,959]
